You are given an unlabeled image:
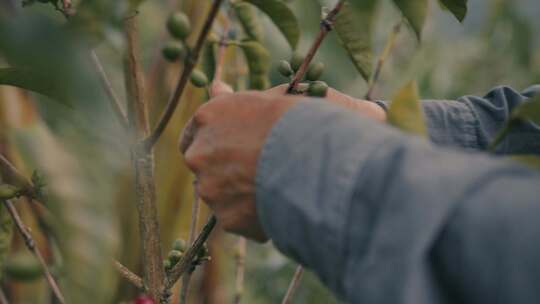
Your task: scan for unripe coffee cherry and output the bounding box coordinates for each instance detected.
[167,12,192,40]
[277,60,294,77]
[163,259,172,270]
[172,238,187,252]
[190,69,209,88]
[168,250,183,264]
[162,41,185,62]
[307,81,328,97]
[0,184,18,199]
[290,52,305,72]
[306,62,325,81]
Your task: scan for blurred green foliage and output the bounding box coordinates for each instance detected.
[0,0,538,303]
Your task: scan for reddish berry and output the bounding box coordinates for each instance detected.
[134,295,154,304]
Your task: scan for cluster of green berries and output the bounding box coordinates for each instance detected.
[277,53,328,97]
[162,12,210,89]
[163,238,210,273]
[162,12,192,62]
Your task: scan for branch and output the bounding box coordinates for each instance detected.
[124,15,165,302]
[163,215,217,293]
[365,21,402,101]
[281,266,304,304]
[114,260,145,291]
[178,189,201,304]
[3,199,65,304]
[90,50,129,129]
[287,0,346,94]
[233,237,246,304]
[0,154,34,197]
[144,0,225,149]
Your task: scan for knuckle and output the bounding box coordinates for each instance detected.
[183,148,204,172]
[198,179,219,203]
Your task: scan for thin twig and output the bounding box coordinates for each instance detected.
[0,154,34,196]
[365,21,402,101]
[163,215,217,293]
[144,0,225,149]
[114,260,145,291]
[178,189,201,304]
[90,50,129,129]
[287,0,346,94]
[281,266,304,304]
[280,4,345,300]
[233,237,246,304]
[213,40,228,82]
[2,200,65,304]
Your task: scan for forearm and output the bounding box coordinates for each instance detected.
[378,85,540,154]
[256,99,540,303]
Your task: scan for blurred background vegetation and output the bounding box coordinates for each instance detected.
[0,0,538,303]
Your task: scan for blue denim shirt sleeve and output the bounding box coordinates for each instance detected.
[377,85,540,154]
[256,99,540,303]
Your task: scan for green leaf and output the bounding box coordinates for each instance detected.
[511,96,540,125]
[233,2,264,42]
[334,1,376,81]
[238,40,271,90]
[0,68,68,104]
[393,0,428,40]
[387,81,427,136]
[0,203,13,281]
[439,0,468,22]
[509,155,540,170]
[488,96,540,151]
[244,0,300,50]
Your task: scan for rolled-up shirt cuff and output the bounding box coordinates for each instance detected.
[377,100,479,150]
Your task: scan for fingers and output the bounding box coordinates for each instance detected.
[179,116,198,155]
[265,84,289,95]
[209,80,234,98]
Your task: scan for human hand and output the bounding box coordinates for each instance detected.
[266,84,387,122]
[180,82,385,242]
[180,90,302,242]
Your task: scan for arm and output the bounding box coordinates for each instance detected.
[256,100,540,303]
[377,85,540,154]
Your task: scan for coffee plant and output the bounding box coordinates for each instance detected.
[0,0,538,303]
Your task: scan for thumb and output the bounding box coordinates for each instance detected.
[209,80,234,98]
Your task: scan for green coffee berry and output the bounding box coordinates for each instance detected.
[290,52,305,72]
[167,12,192,40]
[172,238,187,252]
[190,69,209,88]
[162,41,185,62]
[306,62,325,81]
[278,60,294,77]
[307,81,329,97]
[168,250,183,264]
[0,184,19,199]
[163,259,172,270]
